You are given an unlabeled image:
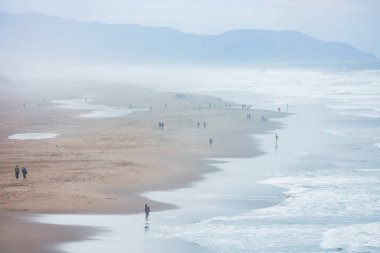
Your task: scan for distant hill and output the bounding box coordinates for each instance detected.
[0,11,377,64]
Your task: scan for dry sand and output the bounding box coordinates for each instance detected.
[0,79,283,253]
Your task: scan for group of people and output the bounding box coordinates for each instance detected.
[261,115,268,121]
[241,104,252,110]
[158,121,165,130]
[14,165,28,179]
[196,121,207,128]
[246,113,252,120]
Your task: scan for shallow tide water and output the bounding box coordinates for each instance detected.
[8,133,59,140]
[53,98,148,118]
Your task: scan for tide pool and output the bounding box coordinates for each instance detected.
[8,133,59,140]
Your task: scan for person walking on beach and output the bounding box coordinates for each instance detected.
[203,121,207,128]
[21,166,28,179]
[275,134,279,150]
[197,122,200,128]
[15,165,20,179]
[209,138,213,148]
[145,204,150,220]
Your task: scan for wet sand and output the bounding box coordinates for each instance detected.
[0,79,283,252]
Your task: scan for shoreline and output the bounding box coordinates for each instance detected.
[0,79,285,253]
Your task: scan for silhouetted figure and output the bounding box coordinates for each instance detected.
[150,106,152,111]
[197,122,200,128]
[158,122,165,130]
[209,138,213,148]
[22,166,28,179]
[145,204,150,220]
[15,165,20,179]
[278,107,281,112]
[203,121,207,128]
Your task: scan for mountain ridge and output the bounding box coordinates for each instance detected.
[0,11,378,64]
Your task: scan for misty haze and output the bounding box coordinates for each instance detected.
[1,1,380,253]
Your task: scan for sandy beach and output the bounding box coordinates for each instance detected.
[0,79,283,253]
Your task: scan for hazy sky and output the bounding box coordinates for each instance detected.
[1,0,379,57]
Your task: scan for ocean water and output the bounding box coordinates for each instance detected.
[150,68,380,252]
[33,67,380,253]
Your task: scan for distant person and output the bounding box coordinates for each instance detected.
[275,134,279,150]
[150,106,152,111]
[22,166,28,179]
[203,121,207,128]
[286,104,289,113]
[277,107,281,112]
[129,104,132,109]
[145,204,150,220]
[209,138,213,147]
[197,122,200,128]
[15,165,20,179]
